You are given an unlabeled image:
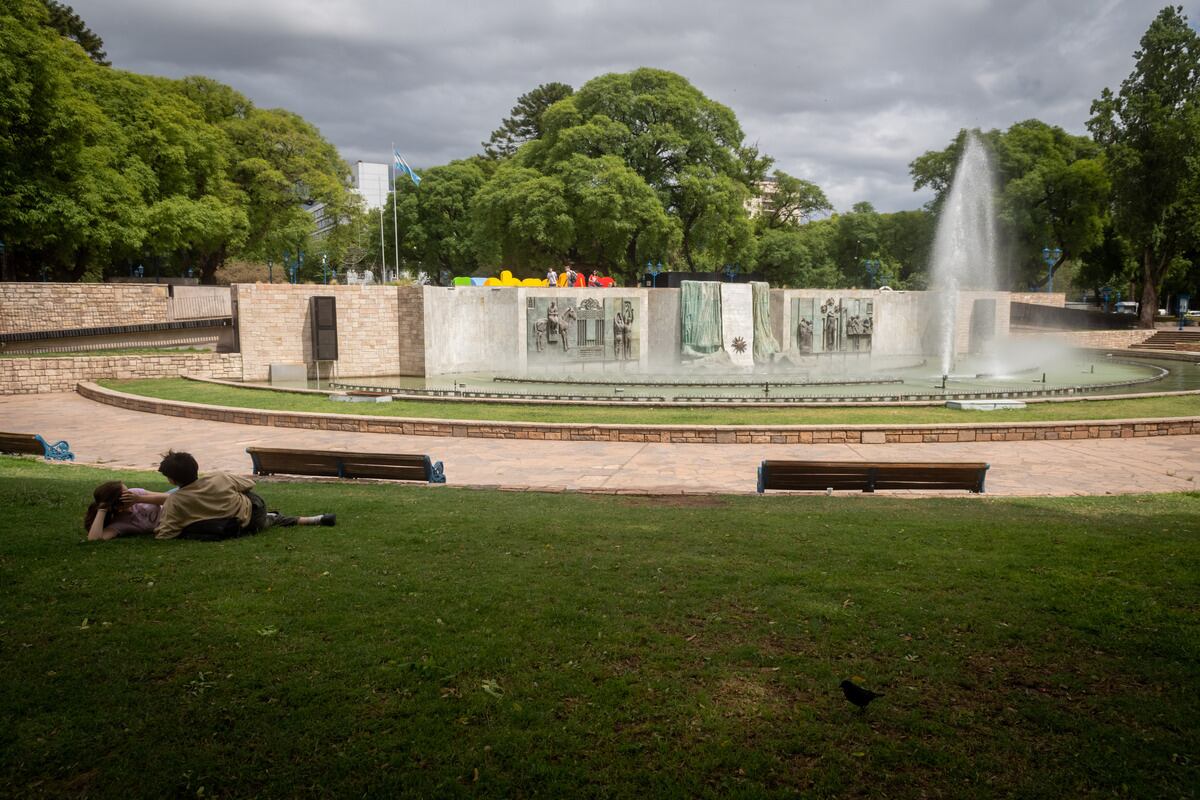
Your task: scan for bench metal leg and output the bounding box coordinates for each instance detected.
[427,458,446,484]
[756,463,765,494]
[35,435,74,461]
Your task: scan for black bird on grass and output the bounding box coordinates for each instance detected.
[840,679,883,711]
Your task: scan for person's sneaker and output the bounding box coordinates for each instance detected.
[319,514,337,527]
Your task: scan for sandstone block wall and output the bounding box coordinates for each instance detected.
[234,284,402,381]
[1010,292,1067,308]
[398,287,426,376]
[1010,329,1156,349]
[0,283,171,333]
[0,353,242,395]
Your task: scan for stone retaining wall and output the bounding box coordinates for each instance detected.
[1,354,242,395]
[1010,328,1156,349]
[77,381,1200,444]
[0,283,171,334]
[1010,292,1066,307]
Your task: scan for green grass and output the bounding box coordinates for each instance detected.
[2,456,1198,798]
[1,348,210,359]
[101,377,1200,426]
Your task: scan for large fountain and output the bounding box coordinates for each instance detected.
[244,133,1192,403]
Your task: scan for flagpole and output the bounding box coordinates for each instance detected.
[391,142,400,284]
[377,175,386,283]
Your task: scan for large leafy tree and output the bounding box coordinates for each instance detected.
[0,0,135,280]
[504,68,760,275]
[482,82,574,160]
[1088,5,1200,327]
[0,0,352,284]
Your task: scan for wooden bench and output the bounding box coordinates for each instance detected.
[757,460,988,494]
[246,447,445,484]
[0,431,75,461]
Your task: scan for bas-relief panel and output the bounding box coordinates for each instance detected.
[525,296,639,365]
[791,296,874,354]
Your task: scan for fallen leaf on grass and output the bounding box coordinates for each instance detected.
[481,679,504,698]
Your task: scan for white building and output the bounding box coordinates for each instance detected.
[352,161,390,210]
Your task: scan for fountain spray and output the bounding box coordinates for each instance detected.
[928,132,999,375]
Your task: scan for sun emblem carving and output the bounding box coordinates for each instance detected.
[731,336,748,354]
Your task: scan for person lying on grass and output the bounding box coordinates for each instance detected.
[85,481,172,541]
[151,450,335,542]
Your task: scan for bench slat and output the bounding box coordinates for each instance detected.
[246,447,443,484]
[759,460,988,494]
[0,433,43,455]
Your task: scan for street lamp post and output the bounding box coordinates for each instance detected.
[723,264,738,282]
[646,261,663,288]
[1041,246,1062,293]
[267,259,273,284]
[863,259,881,288]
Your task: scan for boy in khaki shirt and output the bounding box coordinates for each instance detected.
[154,451,335,541]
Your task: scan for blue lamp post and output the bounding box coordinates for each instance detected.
[1041,246,1062,293]
[863,258,882,288]
[723,264,738,282]
[322,254,329,284]
[1100,285,1112,313]
[646,260,663,287]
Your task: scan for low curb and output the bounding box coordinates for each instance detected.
[77,381,1200,446]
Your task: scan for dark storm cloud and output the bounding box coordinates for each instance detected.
[70,0,1165,211]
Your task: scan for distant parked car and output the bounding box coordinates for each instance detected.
[1114,301,1139,314]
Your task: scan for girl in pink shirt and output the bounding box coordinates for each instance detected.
[84,481,171,541]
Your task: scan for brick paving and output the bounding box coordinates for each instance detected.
[3,391,1199,496]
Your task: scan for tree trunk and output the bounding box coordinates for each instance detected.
[1137,248,1157,329]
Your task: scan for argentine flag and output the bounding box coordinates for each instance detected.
[393,150,422,186]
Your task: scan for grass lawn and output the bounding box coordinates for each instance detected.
[1,457,1198,798]
[102,377,1200,426]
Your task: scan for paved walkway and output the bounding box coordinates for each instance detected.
[3,392,1199,496]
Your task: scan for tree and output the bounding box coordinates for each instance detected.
[754,222,840,288]
[384,160,488,281]
[221,107,353,283]
[755,170,832,229]
[472,164,574,271]
[42,0,108,65]
[482,82,574,160]
[516,68,760,273]
[1088,5,1200,327]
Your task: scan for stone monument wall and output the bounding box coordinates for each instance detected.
[422,286,521,375]
[233,283,403,381]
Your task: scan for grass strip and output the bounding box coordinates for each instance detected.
[102,377,1200,426]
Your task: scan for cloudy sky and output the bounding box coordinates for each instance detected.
[72,0,1174,212]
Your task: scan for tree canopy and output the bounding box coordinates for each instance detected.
[1088,5,1200,326]
[482,82,574,160]
[0,0,354,283]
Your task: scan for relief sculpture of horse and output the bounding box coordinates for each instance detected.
[534,305,578,352]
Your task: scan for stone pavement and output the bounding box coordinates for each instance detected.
[2,392,1198,496]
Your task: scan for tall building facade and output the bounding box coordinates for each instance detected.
[352,161,390,210]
